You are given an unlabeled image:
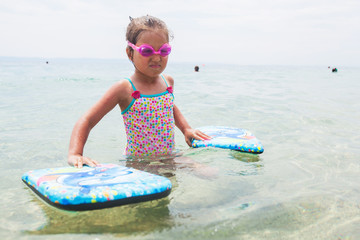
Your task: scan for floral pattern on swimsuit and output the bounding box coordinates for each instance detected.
[122,87,175,156]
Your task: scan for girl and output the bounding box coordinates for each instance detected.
[68,15,210,168]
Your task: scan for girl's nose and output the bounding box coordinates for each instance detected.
[151,54,161,61]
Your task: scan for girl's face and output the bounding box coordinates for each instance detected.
[128,30,169,78]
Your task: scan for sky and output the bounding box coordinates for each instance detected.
[1,0,359,66]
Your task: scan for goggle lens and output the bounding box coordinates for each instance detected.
[140,46,155,57]
[160,46,171,56]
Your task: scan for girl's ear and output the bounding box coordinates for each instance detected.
[126,48,133,62]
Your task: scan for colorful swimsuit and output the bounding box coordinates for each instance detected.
[121,75,175,156]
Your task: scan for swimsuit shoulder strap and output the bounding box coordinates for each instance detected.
[160,74,169,87]
[127,76,168,89]
[125,78,137,91]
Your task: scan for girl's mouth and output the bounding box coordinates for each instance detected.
[150,64,161,69]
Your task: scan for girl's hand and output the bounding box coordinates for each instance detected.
[68,155,99,168]
[184,129,211,147]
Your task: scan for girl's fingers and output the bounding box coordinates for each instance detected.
[83,157,98,167]
[75,156,83,168]
[74,156,99,168]
[186,137,192,146]
[185,130,211,147]
[184,129,212,147]
[87,158,99,167]
[79,158,83,168]
[194,130,211,140]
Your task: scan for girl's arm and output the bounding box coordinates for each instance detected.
[163,74,210,146]
[173,104,211,146]
[68,81,130,168]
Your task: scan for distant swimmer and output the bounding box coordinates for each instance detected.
[194,65,199,72]
[332,67,338,72]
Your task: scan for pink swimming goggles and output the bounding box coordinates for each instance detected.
[127,41,171,57]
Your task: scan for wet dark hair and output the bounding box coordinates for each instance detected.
[126,15,173,53]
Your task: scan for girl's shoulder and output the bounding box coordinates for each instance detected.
[106,79,133,98]
[162,74,174,86]
[115,78,133,89]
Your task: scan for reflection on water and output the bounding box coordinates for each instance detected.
[27,196,173,235]
[124,151,220,180]
[229,151,261,163]
[228,151,263,176]
[184,148,264,177]
[123,154,178,178]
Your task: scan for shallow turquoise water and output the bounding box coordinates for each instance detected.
[1,58,359,239]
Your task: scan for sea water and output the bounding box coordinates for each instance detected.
[1,58,359,240]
